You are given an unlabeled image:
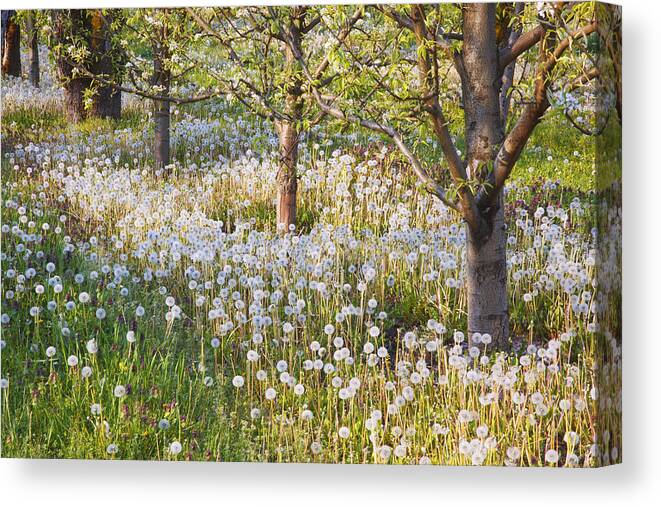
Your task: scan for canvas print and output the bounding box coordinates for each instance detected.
[0,3,621,466]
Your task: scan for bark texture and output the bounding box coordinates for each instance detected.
[462,4,503,169]
[63,76,91,123]
[89,10,121,119]
[152,38,171,170]
[276,117,299,230]
[466,195,509,345]
[1,10,21,77]
[275,11,304,231]
[52,10,123,122]
[462,4,510,345]
[52,10,90,122]
[26,11,40,87]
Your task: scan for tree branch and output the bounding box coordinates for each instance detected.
[314,89,459,211]
[498,24,545,73]
[312,7,364,81]
[478,20,598,209]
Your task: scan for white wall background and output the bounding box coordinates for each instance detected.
[1,1,658,505]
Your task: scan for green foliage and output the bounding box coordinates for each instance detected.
[513,109,596,192]
[0,4,620,466]
[1,107,67,146]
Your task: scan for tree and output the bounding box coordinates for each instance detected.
[117,8,216,170]
[49,9,124,121]
[26,11,40,87]
[88,10,123,119]
[49,8,214,167]
[51,10,88,121]
[295,2,599,346]
[1,10,21,77]
[186,6,362,231]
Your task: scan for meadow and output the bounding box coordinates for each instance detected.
[0,53,621,466]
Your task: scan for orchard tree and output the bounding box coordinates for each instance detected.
[117,8,222,169]
[51,8,217,169]
[49,9,124,121]
[294,2,601,346]
[1,10,21,77]
[25,10,40,87]
[186,6,362,230]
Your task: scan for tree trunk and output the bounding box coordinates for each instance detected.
[89,10,120,119]
[275,12,304,232]
[26,11,40,87]
[152,38,171,171]
[110,12,126,120]
[1,10,21,77]
[63,77,91,123]
[52,10,122,121]
[498,3,524,126]
[277,119,299,230]
[154,99,170,171]
[466,194,509,345]
[462,4,510,346]
[52,10,91,122]
[462,5,503,168]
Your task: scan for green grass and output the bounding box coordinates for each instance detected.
[0,85,621,466]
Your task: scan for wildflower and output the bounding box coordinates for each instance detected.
[107,444,118,455]
[169,441,182,455]
[86,339,98,354]
[67,355,79,367]
[512,392,526,405]
[276,360,288,372]
[232,375,245,388]
[379,445,392,460]
[476,425,489,439]
[247,350,259,362]
[545,449,559,464]
[300,409,313,421]
[338,426,350,439]
[507,446,521,461]
[113,385,126,398]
